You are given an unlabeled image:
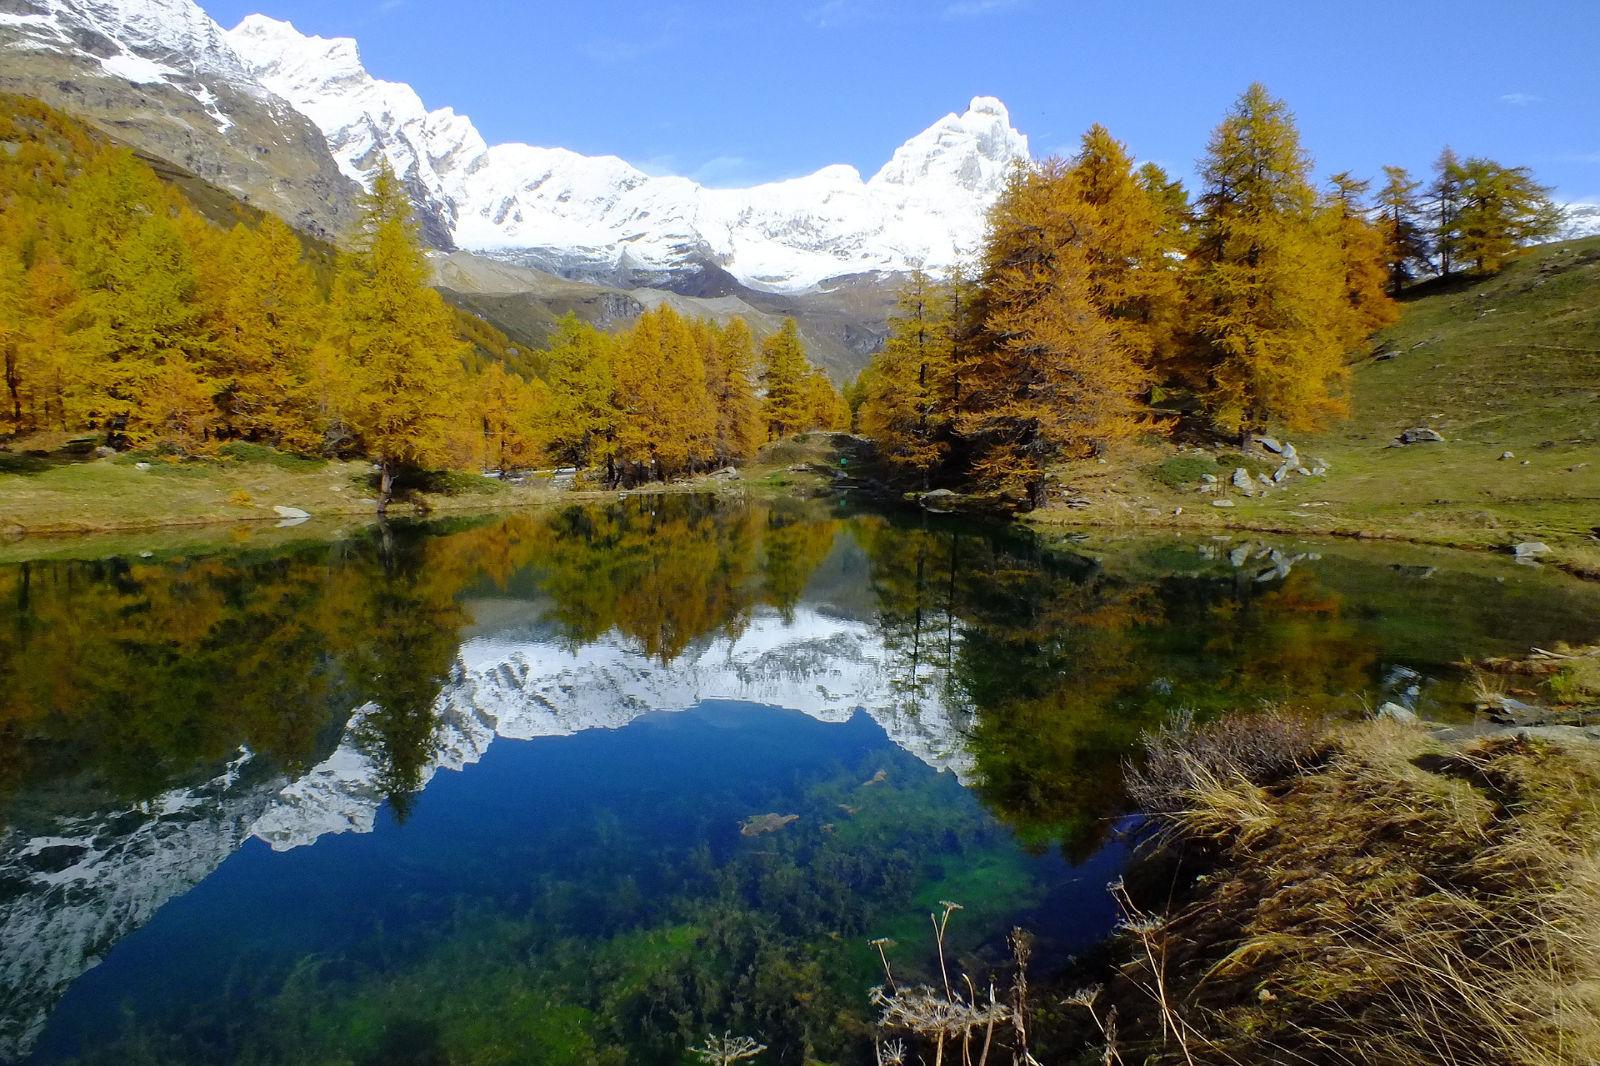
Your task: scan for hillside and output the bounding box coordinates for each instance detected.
[433,252,898,382]
[1035,237,1600,571]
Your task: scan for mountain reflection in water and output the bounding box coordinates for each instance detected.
[2,496,1598,1065]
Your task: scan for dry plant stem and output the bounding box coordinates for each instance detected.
[1113,880,1198,1066]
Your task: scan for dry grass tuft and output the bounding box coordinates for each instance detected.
[1111,713,1600,1065]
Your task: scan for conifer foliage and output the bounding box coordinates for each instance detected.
[0,96,846,500]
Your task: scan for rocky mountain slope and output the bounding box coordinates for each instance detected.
[224,14,1030,292]
[0,0,360,239]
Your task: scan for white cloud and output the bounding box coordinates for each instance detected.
[1499,92,1542,106]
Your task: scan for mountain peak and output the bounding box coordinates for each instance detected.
[868,96,1028,194]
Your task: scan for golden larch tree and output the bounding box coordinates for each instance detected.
[960,161,1149,509]
[1190,83,1349,436]
[329,162,467,512]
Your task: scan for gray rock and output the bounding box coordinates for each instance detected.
[1377,702,1419,724]
[1500,451,1515,461]
[1395,427,1446,445]
[94,445,117,459]
[1211,499,1236,508]
[1272,462,1293,483]
[134,462,151,471]
[272,506,311,520]
[1253,435,1286,454]
[1199,473,1218,484]
[1257,473,1274,488]
[1231,468,1256,497]
[1513,541,1551,558]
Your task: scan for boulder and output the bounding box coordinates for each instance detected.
[1272,462,1293,483]
[94,445,117,459]
[1231,467,1256,496]
[1253,435,1286,454]
[1211,499,1236,508]
[272,505,311,520]
[1395,427,1445,445]
[1199,472,1218,484]
[1500,451,1515,461]
[134,462,151,471]
[1377,702,1419,724]
[1512,541,1551,558]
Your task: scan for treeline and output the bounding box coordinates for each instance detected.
[855,83,1560,508]
[0,95,844,506]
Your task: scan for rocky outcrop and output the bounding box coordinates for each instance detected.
[0,0,361,239]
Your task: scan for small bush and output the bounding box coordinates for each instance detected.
[228,489,253,507]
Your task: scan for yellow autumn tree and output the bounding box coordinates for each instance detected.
[760,318,810,440]
[1064,125,1187,375]
[857,269,957,486]
[211,216,327,450]
[0,240,25,431]
[959,161,1149,509]
[612,304,716,484]
[705,316,764,465]
[542,313,617,473]
[1321,172,1399,347]
[330,161,467,511]
[803,367,847,432]
[475,361,550,477]
[1190,83,1349,435]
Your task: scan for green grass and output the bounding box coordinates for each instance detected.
[0,445,555,542]
[1035,236,1600,574]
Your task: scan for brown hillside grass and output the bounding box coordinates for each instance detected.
[1108,712,1600,1066]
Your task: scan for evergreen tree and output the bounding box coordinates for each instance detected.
[1376,165,1431,294]
[1321,172,1399,344]
[760,318,810,440]
[960,161,1149,508]
[543,313,617,471]
[1191,83,1349,435]
[1453,158,1561,274]
[331,162,466,512]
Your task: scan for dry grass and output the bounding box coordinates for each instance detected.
[1110,713,1600,1065]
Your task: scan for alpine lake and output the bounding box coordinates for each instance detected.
[2,495,1597,1065]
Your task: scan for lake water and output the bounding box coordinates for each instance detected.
[2,496,1597,1064]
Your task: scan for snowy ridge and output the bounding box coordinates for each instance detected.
[224,14,1029,290]
[0,753,272,1061]
[253,606,973,851]
[1559,202,1600,241]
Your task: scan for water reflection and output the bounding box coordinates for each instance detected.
[1,498,1597,1063]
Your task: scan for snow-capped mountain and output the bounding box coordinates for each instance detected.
[225,14,1030,291]
[1559,202,1600,241]
[0,0,361,237]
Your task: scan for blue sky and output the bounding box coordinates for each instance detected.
[207,0,1600,202]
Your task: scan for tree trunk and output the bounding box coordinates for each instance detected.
[376,461,394,515]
